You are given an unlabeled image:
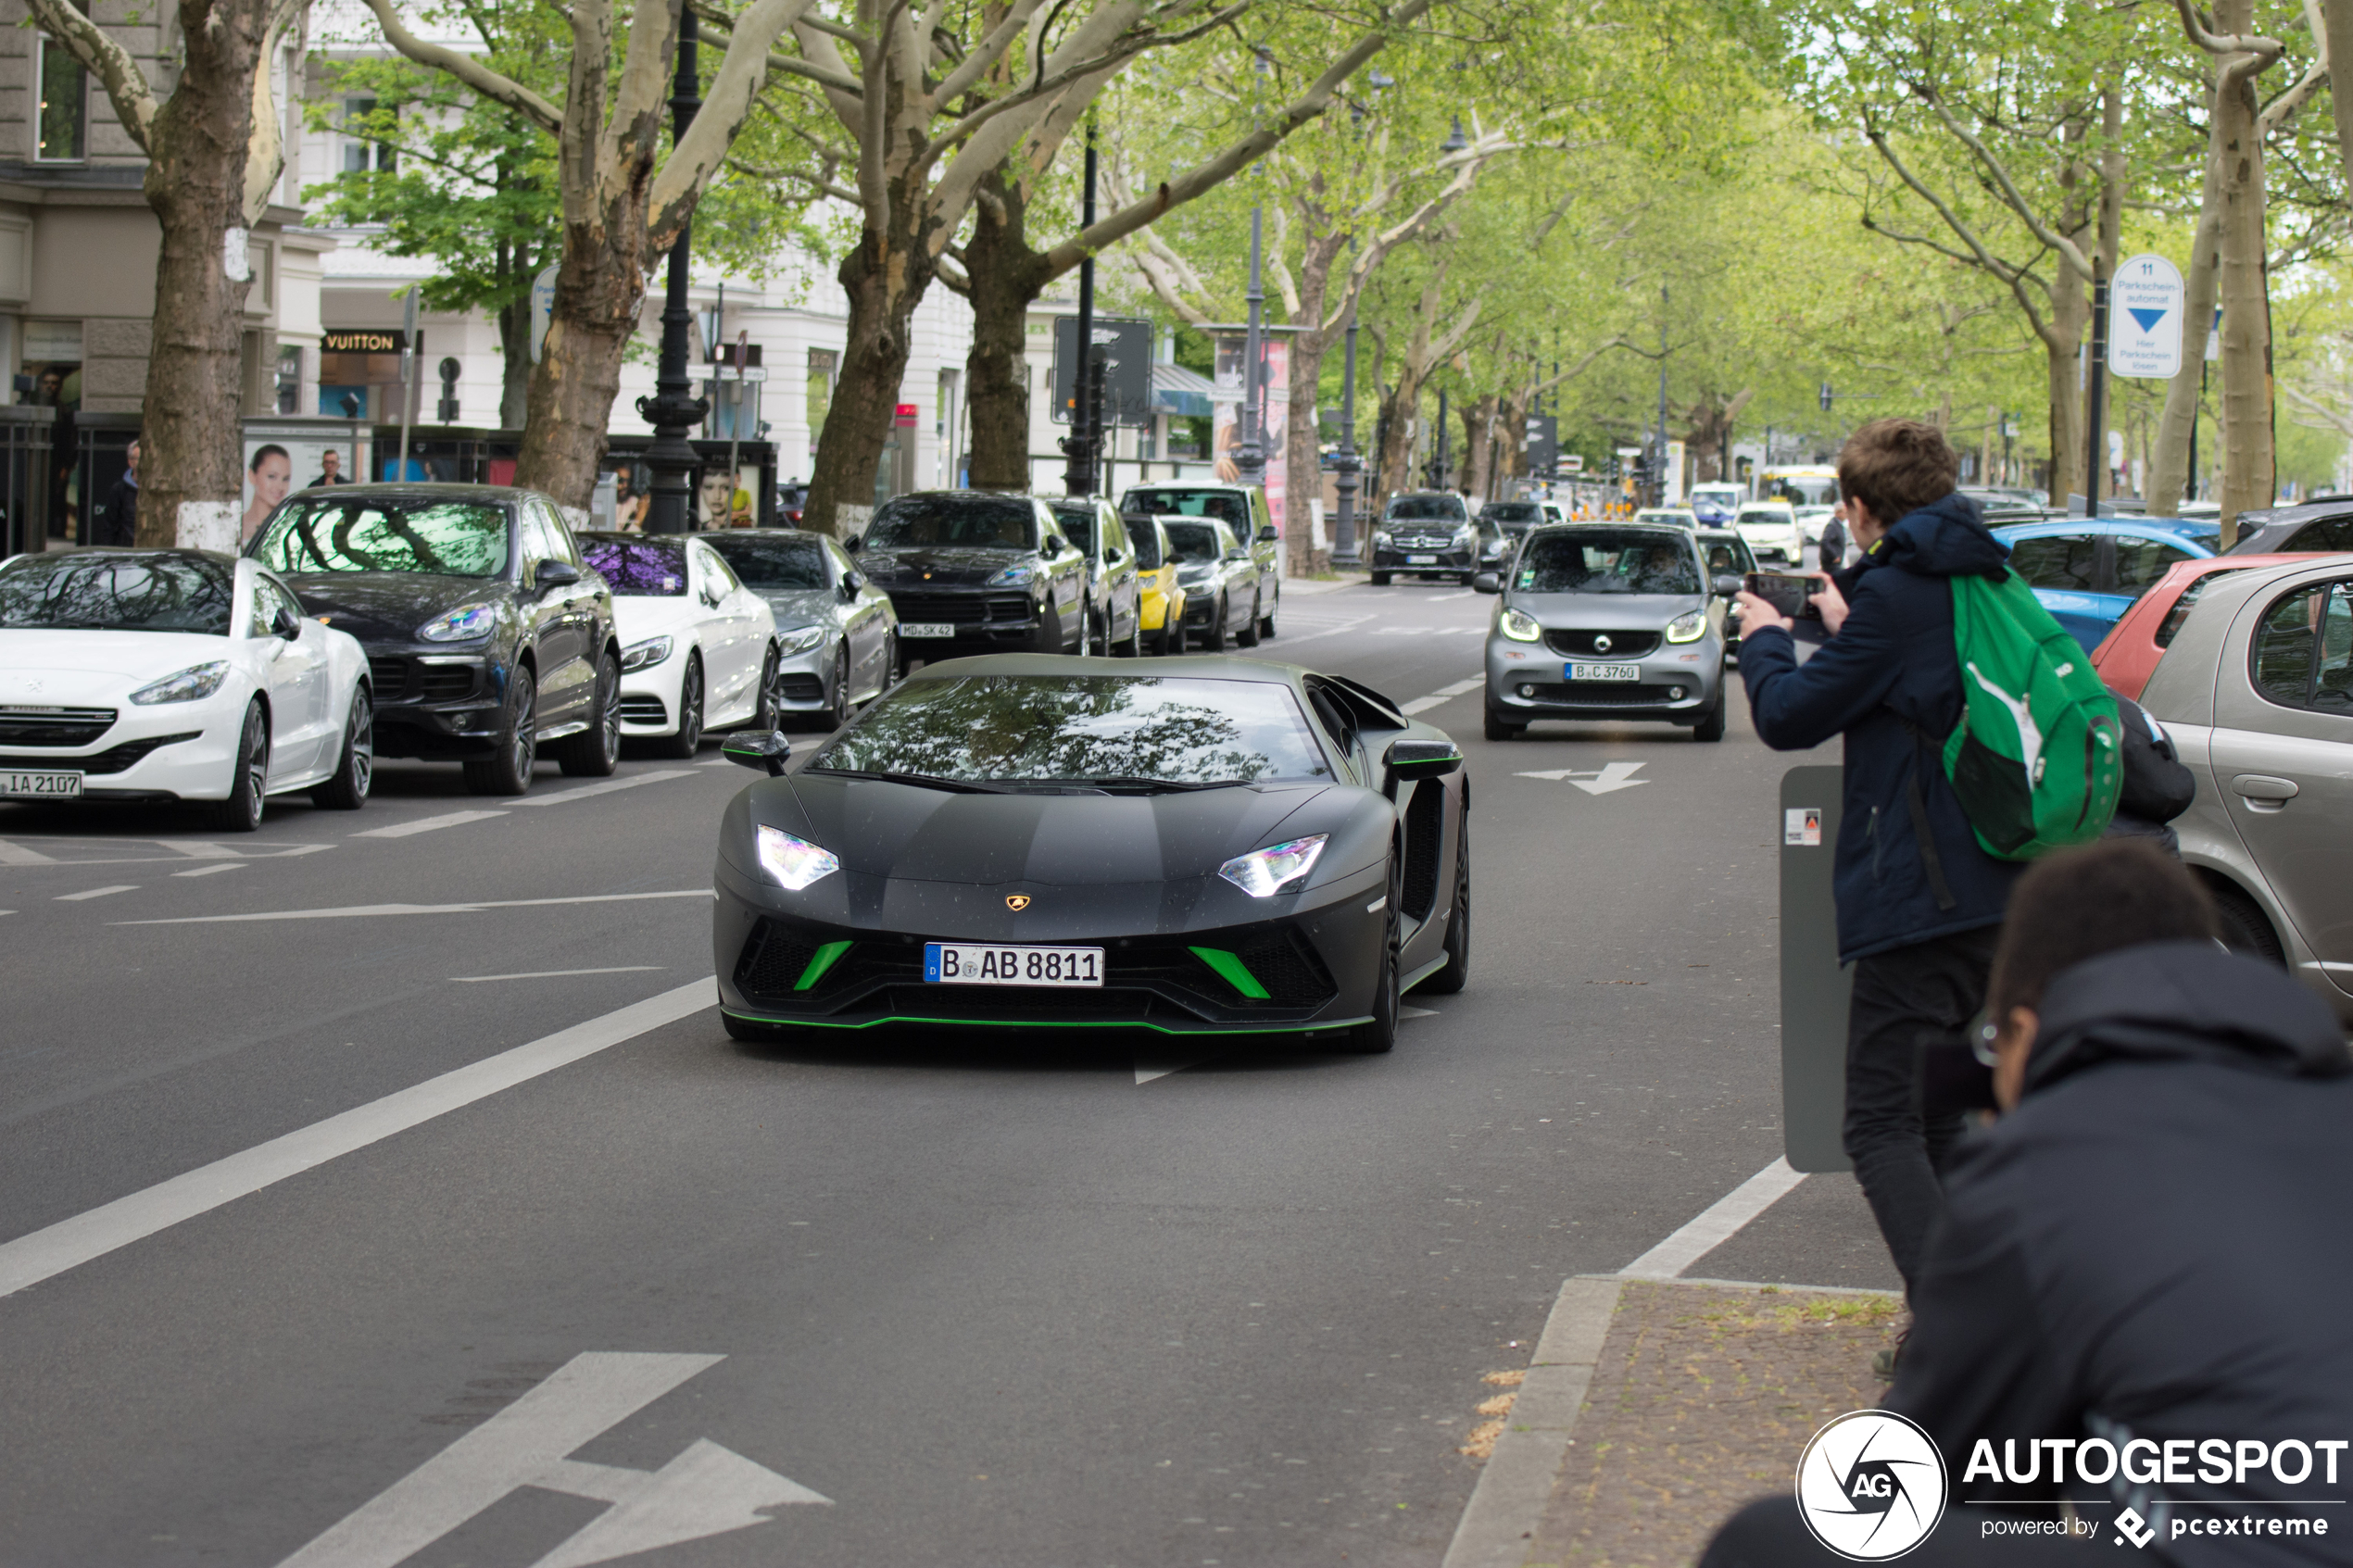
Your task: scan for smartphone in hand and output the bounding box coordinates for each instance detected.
[1744,571,1822,621]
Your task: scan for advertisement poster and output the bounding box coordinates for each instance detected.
[1211,335,1289,535]
[241,429,365,546]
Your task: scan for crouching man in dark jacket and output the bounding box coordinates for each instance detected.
[1701,840,2353,1565]
[1735,420,2021,1286]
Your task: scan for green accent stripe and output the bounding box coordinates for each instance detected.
[794,940,853,991]
[1188,946,1271,999]
[724,1010,1369,1037]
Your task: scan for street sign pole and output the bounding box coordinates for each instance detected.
[2084,256,2108,517]
[397,289,417,483]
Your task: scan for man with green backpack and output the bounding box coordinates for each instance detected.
[1735,420,2122,1290]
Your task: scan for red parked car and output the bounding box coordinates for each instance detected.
[2091,553,2329,699]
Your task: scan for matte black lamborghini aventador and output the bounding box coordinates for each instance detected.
[711,654,1470,1053]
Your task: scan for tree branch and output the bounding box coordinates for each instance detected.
[357,0,562,134]
[24,0,157,152]
[1915,92,2094,279]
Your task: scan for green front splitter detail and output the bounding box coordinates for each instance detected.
[795,939,853,990]
[1188,946,1270,999]
[723,1009,1371,1037]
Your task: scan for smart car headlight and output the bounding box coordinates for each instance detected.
[419,602,499,642]
[1217,834,1327,897]
[778,625,827,655]
[988,563,1037,586]
[756,824,841,891]
[1666,608,1708,644]
[129,660,230,705]
[1501,608,1542,642]
[621,635,673,671]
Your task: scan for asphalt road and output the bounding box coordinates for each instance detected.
[0,580,1896,1568]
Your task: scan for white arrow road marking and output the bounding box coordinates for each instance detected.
[1513,761,1650,795]
[275,1352,828,1568]
[0,837,57,864]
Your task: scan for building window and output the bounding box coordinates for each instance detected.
[36,36,88,162]
[342,98,396,174]
[276,345,302,415]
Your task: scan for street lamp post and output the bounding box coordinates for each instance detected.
[1332,295,1362,566]
[1432,386,1449,489]
[1237,207,1265,487]
[1653,282,1669,507]
[1060,122,1101,497]
[635,7,707,534]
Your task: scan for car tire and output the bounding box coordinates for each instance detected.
[748,642,784,733]
[2208,878,2285,966]
[1114,610,1143,658]
[653,655,704,759]
[463,667,537,796]
[210,699,270,832]
[310,689,373,810]
[1420,794,1470,995]
[1204,595,1228,651]
[1484,708,1523,742]
[554,652,623,776]
[1338,852,1403,1054]
[819,646,851,729]
[1370,571,1391,586]
[1692,696,1727,743]
[1259,590,1277,639]
[1235,592,1262,647]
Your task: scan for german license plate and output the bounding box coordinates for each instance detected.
[901,622,955,638]
[1567,663,1641,682]
[925,942,1103,986]
[1406,554,1438,565]
[1,770,82,798]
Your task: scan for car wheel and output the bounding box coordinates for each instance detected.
[653,655,704,759]
[555,652,623,776]
[1038,597,1066,655]
[2208,878,2285,966]
[311,688,374,809]
[1370,571,1391,586]
[1692,696,1727,743]
[749,642,784,732]
[1338,851,1403,1054]
[1484,708,1523,743]
[878,630,899,691]
[1204,595,1228,651]
[820,646,851,729]
[1115,610,1143,658]
[1234,592,1262,646]
[464,665,538,796]
[1420,794,1470,995]
[209,699,270,832]
[1259,590,1277,640]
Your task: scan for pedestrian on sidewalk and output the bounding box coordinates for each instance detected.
[1733,420,2020,1289]
[94,439,137,546]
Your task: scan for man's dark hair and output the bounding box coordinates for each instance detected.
[1988,840,2220,1016]
[1837,419,1959,526]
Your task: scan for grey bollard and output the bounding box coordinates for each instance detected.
[1780,765,1852,1173]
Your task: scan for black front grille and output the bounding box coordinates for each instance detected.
[1389,533,1460,549]
[1543,629,1661,658]
[1220,928,1339,1008]
[367,657,411,701]
[886,593,1034,627]
[619,695,667,725]
[0,731,197,774]
[776,673,825,702]
[416,664,477,703]
[736,920,824,997]
[0,707,116,746]
[1402,782,1445,920]
[1515,682,1689,707]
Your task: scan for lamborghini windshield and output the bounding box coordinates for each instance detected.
[813,674,1335,786]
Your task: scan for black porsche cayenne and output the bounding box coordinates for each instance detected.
[849,492,1088,666]
[245,484,623,796]
[711,654,1469,1054]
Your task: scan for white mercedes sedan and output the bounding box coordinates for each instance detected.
[0,549,373,829]
[575,532,779,756]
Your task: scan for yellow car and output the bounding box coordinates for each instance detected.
[1132,514,1190,654]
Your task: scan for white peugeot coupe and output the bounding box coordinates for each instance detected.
[0,549,373,829]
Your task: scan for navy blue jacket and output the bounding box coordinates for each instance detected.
[1892,944,2353,1560]
[1741,494,2022,962]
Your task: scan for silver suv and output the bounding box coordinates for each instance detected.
[1476,523,1738,742]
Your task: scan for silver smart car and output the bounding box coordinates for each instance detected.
[1475,522,1739,742]
[703,528,899,729]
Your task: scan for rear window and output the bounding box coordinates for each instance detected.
[1130,524,1164,570]
[1122,488,1251,530]
[2006,533,2098,592]
[0,552,234,634]
[578,536,687,596]
[253,498,510,578]
[707,533,828,590]
[1483,503,1542,523]
[1164,521,1227,563]
[1053,506,1097,553]
[1516,532,1700,595]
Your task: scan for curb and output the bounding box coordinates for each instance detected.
[1440,1275,1625,1568]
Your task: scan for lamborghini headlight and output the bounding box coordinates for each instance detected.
[756,824,840,891]
[1217,834,1327,897]
[1666,608,1708,644]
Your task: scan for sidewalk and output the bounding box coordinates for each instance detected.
[1445,1276,1905,1568]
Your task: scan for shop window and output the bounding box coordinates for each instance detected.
[36,24,88,162]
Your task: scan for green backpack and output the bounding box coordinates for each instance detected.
[1930,570,2123,860]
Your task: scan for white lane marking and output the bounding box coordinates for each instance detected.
[1401,1005,1441,1019]
[153,839,245,859]
[1375,626,1432,635]
[56,884,136,901]
[0,909,15,917]
[0,838,57,865]
[171,863,246,878]
[118,889,712,925]
[453,965,665,983]
[1617,1157,1806,1281]
[1265,614,1377,646]
[274,1351,828,1568]
[352,809,510,839]
[511,769,698,807]
[698,757,739,767]
[1514,761,1650,795]
[1436,677,1485,696]
[1400,676,1487,715]
[0,978,714,1299]
[1135,1053,1212,1085]
[1428,590,1474,602]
